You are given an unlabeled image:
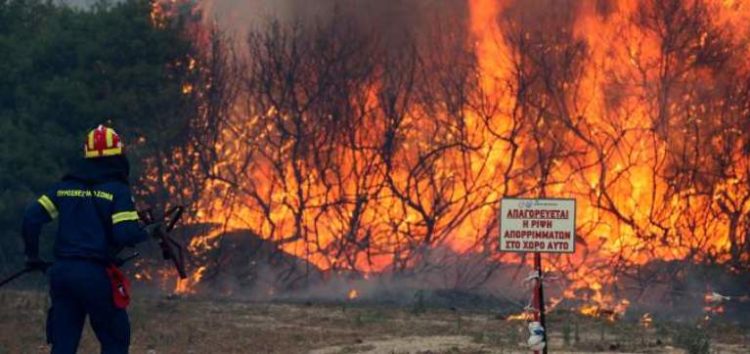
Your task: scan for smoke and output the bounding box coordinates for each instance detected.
[202,0,470,42]
[193,230,533,312]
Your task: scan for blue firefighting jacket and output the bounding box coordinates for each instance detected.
[22,157,147,262]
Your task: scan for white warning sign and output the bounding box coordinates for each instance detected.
[499,198,576,253]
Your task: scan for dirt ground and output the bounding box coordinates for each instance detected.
[0,289,748,353]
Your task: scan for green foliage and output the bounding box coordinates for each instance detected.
[562,317,571,346]
[411,289,426,315]
[673,325,711,354]
[0,0,198,268]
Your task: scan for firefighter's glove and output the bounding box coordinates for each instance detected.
[143,222,165,239]
[26,257,51,272]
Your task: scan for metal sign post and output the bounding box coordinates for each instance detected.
[499,198,576,354]
[532,252,547,354]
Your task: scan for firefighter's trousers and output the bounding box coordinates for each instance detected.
[47,259,130,354]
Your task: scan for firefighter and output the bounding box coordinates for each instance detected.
[22,124,152,354]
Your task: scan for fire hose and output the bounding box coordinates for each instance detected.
[0,262,52,288]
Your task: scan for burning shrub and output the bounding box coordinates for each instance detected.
[141,0,750,318]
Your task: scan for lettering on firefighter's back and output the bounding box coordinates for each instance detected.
[56,189,114,201]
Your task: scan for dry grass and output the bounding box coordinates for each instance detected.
[0,289,748,353]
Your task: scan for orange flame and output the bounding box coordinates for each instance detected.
[640,313,653,328]
[152,0,750,304]
[175,266,206,294]
[506,312,533,322]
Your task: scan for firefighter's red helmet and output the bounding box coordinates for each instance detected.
[84,124,123,158]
